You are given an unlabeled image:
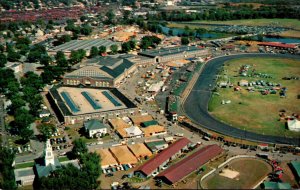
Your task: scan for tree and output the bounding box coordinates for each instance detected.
[7,51,21,62]
[21,71,44,90]
[72,138,88,158]
[39,124,55,141]
[55,51,68,67]
[0,53,7,67]
[98,46,106,55]
[19,127,34,143]
[14,108,34,130]
[181,37,190,45]
[0,147,16,190]
[129,40,136,50]
[89,46,98,58]
[106,9,115,24]
[80,24,92,36]
[58,34,71,45]
[110,44,118,54]
[121,42,131,53]
[69,49,86,64]
[40,55,51,66]
[140,36,162,49]
[0,44,5,52]
[8,95,25,114]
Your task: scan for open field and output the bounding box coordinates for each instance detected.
[209,57,300,137]
[279,30,300,38]
[202,158,272,189]
[189,19,300,30]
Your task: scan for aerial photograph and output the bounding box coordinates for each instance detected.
[0,0,300,189]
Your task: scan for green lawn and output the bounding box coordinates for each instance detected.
[203,158,271,189]
[209,57,300,137]
[58,156,70,162]
[189,19,300,30]
[15,162,34,169]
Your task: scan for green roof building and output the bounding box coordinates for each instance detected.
[84,119,107,138]
[263,182,291,189]
[291,161,300,182]
[141,120,159,128]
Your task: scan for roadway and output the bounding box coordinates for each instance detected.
[183,53,300,146]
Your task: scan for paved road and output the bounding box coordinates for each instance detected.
[0,98,7,146]
[183,53,300,146]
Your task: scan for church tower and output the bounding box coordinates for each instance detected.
[44,139,55,166]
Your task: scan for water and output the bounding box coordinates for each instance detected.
[160,25,218,39]
[263,37,300,44]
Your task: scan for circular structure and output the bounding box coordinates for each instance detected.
[183,53,300,145]
[201,157,272,189]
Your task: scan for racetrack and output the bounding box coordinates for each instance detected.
[183,53,300,146]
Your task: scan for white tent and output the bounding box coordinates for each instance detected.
[288,119,300,132]
[125,126,143,137]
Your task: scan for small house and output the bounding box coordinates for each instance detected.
[84,119,107,138]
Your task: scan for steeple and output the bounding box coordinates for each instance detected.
[44,139,55,166]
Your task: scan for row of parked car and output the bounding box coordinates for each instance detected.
[50,136,67,145]
[104,164,135,177]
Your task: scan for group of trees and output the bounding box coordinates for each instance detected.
[7,71,44,143]
[64,20,93,38]
[36,138,102,189]
[0,147,16,190]
[152,5,300,22]
[121,40,136,53]
[140,36,162,50]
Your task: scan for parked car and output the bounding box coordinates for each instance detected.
[105,173,114,177]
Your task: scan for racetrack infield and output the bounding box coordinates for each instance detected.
[209,57,300,137]
[183,53,300,145]
[202,158,272,189]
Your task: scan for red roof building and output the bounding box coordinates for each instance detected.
[135,138,191,177]
[157,144,223,184]
[258,42,297,49]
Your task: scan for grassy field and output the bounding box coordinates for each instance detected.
[209,57,300,137]
[202,158,272,189]
[189,19,300,30]
[15,162,35,169]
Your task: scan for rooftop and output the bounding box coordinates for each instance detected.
[96,149,118,167]
[84,119,106,131]
[138,46,203,58]
[291,161,300,178]
[136,138,191,176]
[128,143,153,158]
[56,87,127,115]
[109,146,138,165]
[157,145,223,184]
[130,115,153,126]
[50,39,121,52]
[263,182,291,189]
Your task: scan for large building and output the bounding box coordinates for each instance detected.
[135,138,191,177]
[63,57,136,88]
[48,39,121,57]
[47,86,137,124]
[156,145,223,184]
[138,46,209,63]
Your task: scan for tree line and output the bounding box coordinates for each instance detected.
[149,5,300,22]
